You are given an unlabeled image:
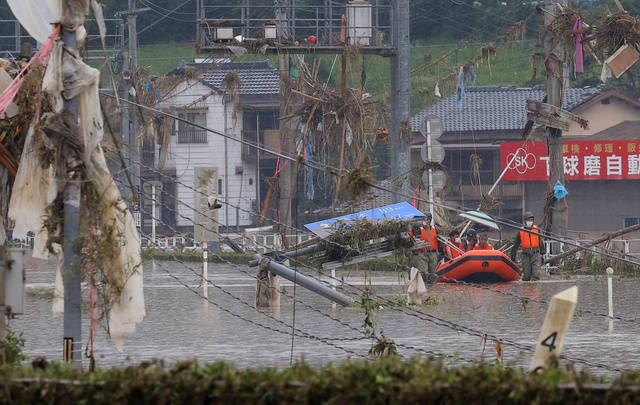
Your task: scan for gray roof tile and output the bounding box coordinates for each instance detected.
[188,60,280,95]
[411,85,607,133]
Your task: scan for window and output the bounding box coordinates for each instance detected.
[624,217,640,228]
[176,110,207,144]
[218,179,223,195]
[601,98,610,105]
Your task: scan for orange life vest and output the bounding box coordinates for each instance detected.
[474,244,493,250]
[520,226,540,249]
[420,226,438,250]
[446,240,464,259]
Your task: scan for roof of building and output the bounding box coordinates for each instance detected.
[410,85,608,133]
[173,60,280,95]
[568,120,640,141]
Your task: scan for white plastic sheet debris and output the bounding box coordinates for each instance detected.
[8,126,58,260]
[8,1,144,347]
[7,0,87,43]
[407,267,427,305]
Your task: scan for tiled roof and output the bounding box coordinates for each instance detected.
[410,85,607,133]
[188,60,280,95]
[569,120,640,141]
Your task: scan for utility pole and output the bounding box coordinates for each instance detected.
[118,47,132,202]
[543,0,568,252]
[390,0,411,202]
[62,22,82,367]
[128,0,141,223]
[276,0,294,230]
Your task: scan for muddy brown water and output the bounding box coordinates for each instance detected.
[13,255,640,375]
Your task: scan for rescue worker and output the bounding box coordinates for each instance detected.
[420,213,439,284]
[510,211,543,281]
[474,233,493,250]
[465,228,478,251]
[403,221,427,271]
[444,229,464,260]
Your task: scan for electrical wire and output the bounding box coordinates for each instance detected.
[100,91,640,269]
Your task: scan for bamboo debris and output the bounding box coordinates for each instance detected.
[592,12,640,54]
[321,218,413,261]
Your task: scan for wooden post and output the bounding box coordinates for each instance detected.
[530,286,578,371]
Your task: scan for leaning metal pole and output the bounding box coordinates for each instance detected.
[253,254,353,306]
[62,25,82,367]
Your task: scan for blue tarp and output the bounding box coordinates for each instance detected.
[304,202,426,238]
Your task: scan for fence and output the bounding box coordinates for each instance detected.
[0,19,123,58]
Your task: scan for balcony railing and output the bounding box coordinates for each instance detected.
[197,1,395,55]
[177,129,208,144]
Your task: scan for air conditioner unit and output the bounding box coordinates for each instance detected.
[346,0,372,46]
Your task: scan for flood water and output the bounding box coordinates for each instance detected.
[13,253,640,375]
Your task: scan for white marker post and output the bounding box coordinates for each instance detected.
[151,184,156,244]
[202,247,208,299]
[607,267,614,331]
[331,268,337,310]
[530,286,578,372]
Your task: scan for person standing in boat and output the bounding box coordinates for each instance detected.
[510,211,543,281]
[465,228,478,251]
[474,233,493,250]
[445,229,464,260]
[420,213,439,283]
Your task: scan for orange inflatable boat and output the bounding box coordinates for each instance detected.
[436,250,521,283]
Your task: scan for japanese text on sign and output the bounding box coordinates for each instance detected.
[500,141,640,181]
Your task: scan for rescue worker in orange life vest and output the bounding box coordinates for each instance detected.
[444,229,464,260]
[420,212,439,284]
[474,233,493,250]
[510,211,543,281]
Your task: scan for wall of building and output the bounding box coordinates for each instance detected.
[567,97,640,136]
[158,81,257,229]
[523,180,640,232]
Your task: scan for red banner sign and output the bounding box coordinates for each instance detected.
[500,140,640,181]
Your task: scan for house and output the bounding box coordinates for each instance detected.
[143,60,281,234]
[410,85,640,232]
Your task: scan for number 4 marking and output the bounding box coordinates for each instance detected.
[541,331,558,352]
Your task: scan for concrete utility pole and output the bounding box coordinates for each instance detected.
[62,24,82,367]
[390,0,411,202]
[276,0,294,230]
[128,0,141,221]
[118,48,132,201]
[543,0,568,251]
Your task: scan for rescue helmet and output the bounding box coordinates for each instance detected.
[524,211,534,220]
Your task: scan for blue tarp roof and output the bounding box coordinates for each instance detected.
[304,202,426,239]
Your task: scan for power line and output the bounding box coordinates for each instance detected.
[99,90,640,269]
[107,144,624,372]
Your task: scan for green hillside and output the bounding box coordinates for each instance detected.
[137,38,610,114]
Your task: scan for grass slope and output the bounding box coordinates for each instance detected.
[137,39,604,114]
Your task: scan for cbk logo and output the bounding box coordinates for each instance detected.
[507,149,538,174]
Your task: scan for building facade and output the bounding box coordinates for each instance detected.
[411,85,640,233]
[144,60,280,233]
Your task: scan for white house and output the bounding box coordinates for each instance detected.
[146,60,280,233]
